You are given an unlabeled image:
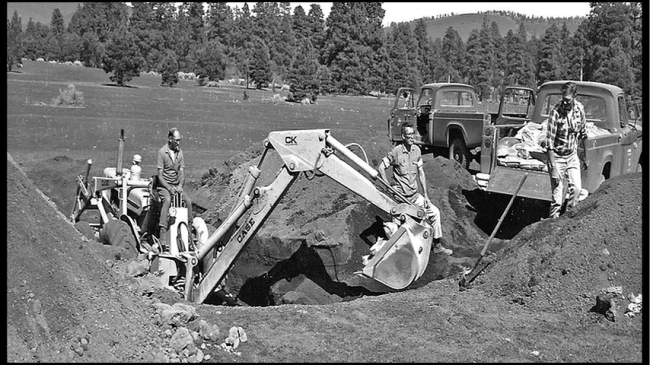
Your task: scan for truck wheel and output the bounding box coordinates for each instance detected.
[449,138,471,170]
[98,219,138,259]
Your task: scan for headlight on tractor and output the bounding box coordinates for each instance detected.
[169,207,177,217]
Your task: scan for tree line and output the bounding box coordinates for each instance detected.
[6,2,642,102]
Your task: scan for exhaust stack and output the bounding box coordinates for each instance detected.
[116,129,125,175]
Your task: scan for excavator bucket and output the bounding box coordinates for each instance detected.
[357,222,431,290]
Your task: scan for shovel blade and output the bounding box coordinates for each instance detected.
[358,224,431,290]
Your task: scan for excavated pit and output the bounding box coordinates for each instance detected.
[188,135,545,307]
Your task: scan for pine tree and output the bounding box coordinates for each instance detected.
[249,37,272,89]
[505,24,535,87]
[43,33,60,61]
[558,22,572,79]
[368,44,391,93]
[206,2,234,47]
[323,2,387,94]
[490,21,506,95]
[274,2,296,77]
[102,25,145,86]
[306,4,326,63]
[50,7,66,60]
[232,3,255,83]
[185,2,205,43]
[193,38,227,84]
[287,37,320,99]
[7,11,23,71]
[60,32,83,62]
[389,22,420,89]
[130,2,162,72]
[475,18,496,100]
[580,2,641,99]
[536,23,562,84]
[50,9,65,38]
[315,64,333,95]
[441,26,464,83]
[151,2,178,53]
[322,3,351,68]
[413,19,435,83]
[430,38,448,82]
[22,18,38,60]
[464,29,481,88]
[517,23,536,88]
[67,2,129,67]
[175,3,194,71]
[292,5,310,40]
[592,38,635,97]
[159,50,179,87]
[68,2,129,43]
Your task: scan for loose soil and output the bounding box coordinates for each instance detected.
[6,126,645,362]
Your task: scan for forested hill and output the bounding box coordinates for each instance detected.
[387,11,585,41]
[7,2,80,29]
[8,2,583,40]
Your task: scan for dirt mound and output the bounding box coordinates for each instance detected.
[476,172,643,315]
[6,152,162,362]
[194,135,490,305]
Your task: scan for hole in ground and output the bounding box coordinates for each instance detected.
[235,241,383,307]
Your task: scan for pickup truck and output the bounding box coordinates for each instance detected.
[475,80,643,202]
[388,83,499,169]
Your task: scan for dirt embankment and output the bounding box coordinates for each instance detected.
[7,152,162,362]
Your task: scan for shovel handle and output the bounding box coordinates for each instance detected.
[479,173,528,257]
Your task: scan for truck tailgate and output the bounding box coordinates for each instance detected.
[485,166,551,201]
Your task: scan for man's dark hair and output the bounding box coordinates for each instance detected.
[562,82,577,97]
[168,127,179,138]
[401,122,414,134]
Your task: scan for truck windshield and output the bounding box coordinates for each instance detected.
[541,94,608,129]
[398,90,415,109]
[418,88,434,107]
[439,90,474,107]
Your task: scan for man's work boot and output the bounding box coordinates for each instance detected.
[432,239,453,256]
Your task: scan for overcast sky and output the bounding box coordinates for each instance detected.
[227,2,592,27]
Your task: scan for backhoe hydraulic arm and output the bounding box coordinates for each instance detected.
[187,129,433,303]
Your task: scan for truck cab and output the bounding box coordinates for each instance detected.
[388,83,494,169]
[476,81,643,201]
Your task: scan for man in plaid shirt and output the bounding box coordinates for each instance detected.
[546,82,588,218]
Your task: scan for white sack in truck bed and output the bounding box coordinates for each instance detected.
[495,120,609,171]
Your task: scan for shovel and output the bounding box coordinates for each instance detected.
[459,173,528,289]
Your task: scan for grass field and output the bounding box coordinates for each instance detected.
[7,60,393,181]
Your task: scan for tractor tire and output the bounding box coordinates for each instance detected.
[449,138,471,170]
[74,221,96,241]
[98,219,138,260]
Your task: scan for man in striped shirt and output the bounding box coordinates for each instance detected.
[546,82,587,218]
